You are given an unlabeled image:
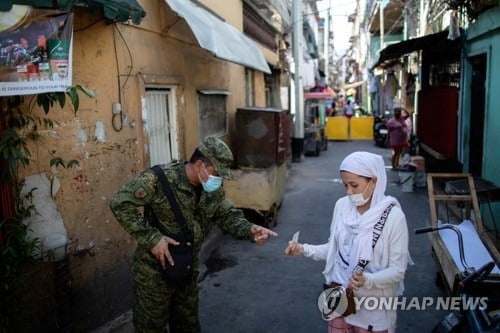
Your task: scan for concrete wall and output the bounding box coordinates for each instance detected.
[462,7,500,184]
[461,6,500,233]
[16,1,270,330]
[202,0,243,29]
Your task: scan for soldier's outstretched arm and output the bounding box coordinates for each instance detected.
[250,224,278,244]
[213,198,278,243]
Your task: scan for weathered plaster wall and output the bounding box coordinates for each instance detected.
[16,0,269,330]
[203,0,243,29]
[197,0,267,145]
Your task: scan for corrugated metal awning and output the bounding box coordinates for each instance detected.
[165,0,271,74]
[372,30,460,69]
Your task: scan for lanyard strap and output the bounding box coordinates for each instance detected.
[354,203,395,273]
[149,165,192,237]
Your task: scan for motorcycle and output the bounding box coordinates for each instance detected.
[373,111,390,148]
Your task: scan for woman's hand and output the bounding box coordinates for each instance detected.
[348,270,366,290]
[284,241,304,256]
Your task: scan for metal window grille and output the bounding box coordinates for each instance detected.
[197,91,228,138]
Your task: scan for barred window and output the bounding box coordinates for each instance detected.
[197,90,229,138]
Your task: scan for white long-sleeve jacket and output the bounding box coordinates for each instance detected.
[303,196,409,332]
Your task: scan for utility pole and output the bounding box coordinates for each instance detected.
[379,0,384,49]
[323,0,331,86]
[377,0,384,115]
[292,0,304,162]
[419,0,426,36]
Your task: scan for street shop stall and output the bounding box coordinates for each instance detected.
[373,30,461,162]
[303,92,330,156]
[224,107,290,226]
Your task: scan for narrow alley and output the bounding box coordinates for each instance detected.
[197,139,447,333]
[2,1,500,332]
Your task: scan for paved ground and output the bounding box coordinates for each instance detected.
[93,140,448,332]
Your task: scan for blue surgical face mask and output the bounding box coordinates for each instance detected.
[199,164,222,192]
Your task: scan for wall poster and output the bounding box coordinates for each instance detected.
[0,5,73,96]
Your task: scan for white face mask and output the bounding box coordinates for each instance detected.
[348,180,373,207]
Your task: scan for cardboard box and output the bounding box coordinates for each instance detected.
[411,155,426,172]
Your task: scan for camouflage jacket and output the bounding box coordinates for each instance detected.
[109,162,253,262]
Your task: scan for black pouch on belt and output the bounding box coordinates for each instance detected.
[162,232,193,281]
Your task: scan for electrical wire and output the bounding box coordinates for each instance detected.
[163,34,202,48]
[111,24,123,132]
[114,23,134,92]
[384,12,404,36]
[74,17,105,32]
[282,4,354,33]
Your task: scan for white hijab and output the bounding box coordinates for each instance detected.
[335,152,400,283]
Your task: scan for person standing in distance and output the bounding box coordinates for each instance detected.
[110,136,278,333]
[386,107,409,169]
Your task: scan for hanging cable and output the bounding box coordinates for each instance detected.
[114,23,134,92]
[112,23,123,132]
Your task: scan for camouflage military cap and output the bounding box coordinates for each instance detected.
[198,136,234,179]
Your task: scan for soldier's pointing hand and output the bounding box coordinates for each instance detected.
[250,224,278,244]
[151,236,180,269]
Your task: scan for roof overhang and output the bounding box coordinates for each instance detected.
[1,0,146,24]
[165,0,271,74]
[373,30,461,69]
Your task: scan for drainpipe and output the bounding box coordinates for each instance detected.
[292,0,304,162]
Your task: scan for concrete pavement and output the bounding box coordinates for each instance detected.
[92,139,447,332]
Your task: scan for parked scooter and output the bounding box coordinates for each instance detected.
[373,110,390,147]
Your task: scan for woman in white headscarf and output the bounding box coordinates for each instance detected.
[285,152,409,333]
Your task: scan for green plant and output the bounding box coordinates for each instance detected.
[0,86,94,332]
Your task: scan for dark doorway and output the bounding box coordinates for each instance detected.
[469,54,487,176]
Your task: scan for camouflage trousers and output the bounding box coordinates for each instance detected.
[132,256,200,333]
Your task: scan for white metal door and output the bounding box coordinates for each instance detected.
[144,88,178,166]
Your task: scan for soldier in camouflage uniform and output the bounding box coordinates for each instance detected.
[110,136,278,333]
